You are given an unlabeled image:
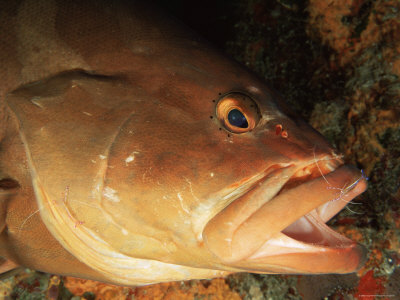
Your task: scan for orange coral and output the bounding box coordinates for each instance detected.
[63,277,242,300]
[133,279,241,300]
[309,0,400,67]
[63,277,132,299]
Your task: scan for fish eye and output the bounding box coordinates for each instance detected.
[216,92,260,133]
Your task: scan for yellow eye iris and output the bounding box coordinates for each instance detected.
[216,92,260,133]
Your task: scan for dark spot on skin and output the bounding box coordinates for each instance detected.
[212,99,216,102]
[210,116,213,119]
[218,92,222,95]
[0,178,20,190]
[227,134,231,137]
[219,128,222,130]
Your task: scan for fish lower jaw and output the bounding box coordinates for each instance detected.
[244,209,367,274]
[250,209,355,258]
[245,190,368,274]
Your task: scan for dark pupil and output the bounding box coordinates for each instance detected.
[228,109,248,128]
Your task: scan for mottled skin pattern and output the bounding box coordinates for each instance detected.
[0,0,367,286]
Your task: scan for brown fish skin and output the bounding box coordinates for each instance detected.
[0,0,367,285]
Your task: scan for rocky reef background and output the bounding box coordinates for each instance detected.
[1,0,399,299]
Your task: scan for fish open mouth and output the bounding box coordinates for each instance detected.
[203,158,368,274]
[280,160,363,245]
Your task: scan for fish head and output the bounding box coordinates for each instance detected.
[92,54,367,276]
[102,82,368,275]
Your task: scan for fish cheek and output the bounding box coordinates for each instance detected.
[97,105,215,252]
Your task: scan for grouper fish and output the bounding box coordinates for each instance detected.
[0,0,368,286]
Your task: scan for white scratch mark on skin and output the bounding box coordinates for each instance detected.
[18,208,41,236]
[177,192,190,214]
[125,156,134,164]
[66,200,100,210]
[121,228,129,236]
[260,112,277,123]
[91,159,96,164]
[60,186,85,228]
[99,155,106,160]
[82,111,92,116]
[125,151,140,166]
[210,172,214,177]
[247,86,260,94]
[224,238,232,242]
[142,167,152,182]
[103,186,120,202]
[31,97,43,108]
[184,177,199,202]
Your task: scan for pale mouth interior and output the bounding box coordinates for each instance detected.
[282,204,350,246]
